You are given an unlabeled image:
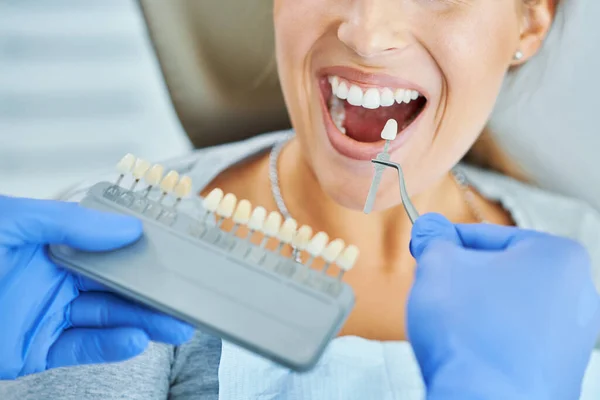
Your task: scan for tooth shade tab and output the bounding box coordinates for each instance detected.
[173,176,192,198]
[337,245,359,271]
[216,193,237,218]
[160,170,180,193]
[381,119,398,141]
[145,164,164,186]
[248,206,267,231]
[292,225,313,250]
[307,231,329,257]
[322,239,345,263]
[278,218,298,243]
[263,211,283,236]
[132,159,151,180]
[116,153,136,174]
[203,188,224,212]
[232,199,252,224]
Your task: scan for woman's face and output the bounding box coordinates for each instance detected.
[273,0,552,211]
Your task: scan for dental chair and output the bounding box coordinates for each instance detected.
[137,0,600,210]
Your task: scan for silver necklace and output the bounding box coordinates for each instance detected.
[268,138,485,230]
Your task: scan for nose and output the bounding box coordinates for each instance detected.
[337,1,411,59]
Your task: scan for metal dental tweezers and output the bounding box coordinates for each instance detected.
[364,159,420,224]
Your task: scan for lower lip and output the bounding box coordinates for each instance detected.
[317,78,426,161]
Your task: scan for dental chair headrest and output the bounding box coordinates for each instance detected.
[138,0,290,148]
[139,0,600,210]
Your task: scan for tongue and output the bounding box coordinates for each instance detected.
[344,101,420,143]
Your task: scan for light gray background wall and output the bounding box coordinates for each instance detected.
[0,0,191,199]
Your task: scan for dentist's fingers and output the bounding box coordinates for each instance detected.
[68,293,195,345]
[47,327,149,368]
[410,213,462,260]
[0,196,143,250]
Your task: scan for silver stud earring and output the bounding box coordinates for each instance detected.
[513,50,524,61]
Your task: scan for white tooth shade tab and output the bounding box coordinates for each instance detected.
[132,159,151,180]
[263,211,283,237]
[160,171,180,193]
[380,88,395,107]
[216,193,237,218]
[116,153,136,174]
[232,199,252,224]
[145,164,164,186]
[173,176,192,198]
[248,206,267,231]
[336,82,349,99]
[337,245,359,271]
[278,218,298,243]
[292,225,313,250]
[307,231,329,257]
[203,188,224,212]
[347,85,363,106]
[381,119,398,141]
[362,88,380,109]
[322,239,345,263]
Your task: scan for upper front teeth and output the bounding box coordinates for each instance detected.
[328,75,421,109]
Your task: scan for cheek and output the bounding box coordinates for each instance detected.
[424,9,519,160]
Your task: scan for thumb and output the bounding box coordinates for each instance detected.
[0,195,142,251]
[410,213,462,259]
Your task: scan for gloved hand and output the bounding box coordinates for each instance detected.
[407,213,600,400]
[0,195,195,380]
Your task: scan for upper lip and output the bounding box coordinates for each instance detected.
[318,65,429,99]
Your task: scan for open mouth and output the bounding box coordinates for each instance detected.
[318,71,428,159]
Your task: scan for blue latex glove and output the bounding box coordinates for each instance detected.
[408,213,600,400]
[0,195,195,380]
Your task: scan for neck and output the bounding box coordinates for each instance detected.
[277,138,471,269]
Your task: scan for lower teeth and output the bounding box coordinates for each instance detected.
[329,96,346,134]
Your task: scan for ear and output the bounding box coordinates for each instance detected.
[513,0,557,65]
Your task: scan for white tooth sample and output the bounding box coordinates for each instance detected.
[132,159,151,180]
[292,225,313,251]
[347,85,363,106]
[307,231,329,257]
[263,211,283,237]
[322,238,345,264]
[337,245,360,271]
[362,88,381,109]
[116,153,136,174]
[203,188,224,212]
[160,170,180,193]
[380,88,395,107]
[248,206,267,231]
[174,176,192,199]
[403,90,412,103]
[145,164,164,186]
[330,76,340,93]
[336,82,349,99]
[411,90,420,100]
[216,193,237,218]
[278,218,298,244]
[232,199,252,224]
[394,89,406,104]
[381,119,398,141]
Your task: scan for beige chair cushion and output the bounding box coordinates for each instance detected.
[138,0,289,148]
